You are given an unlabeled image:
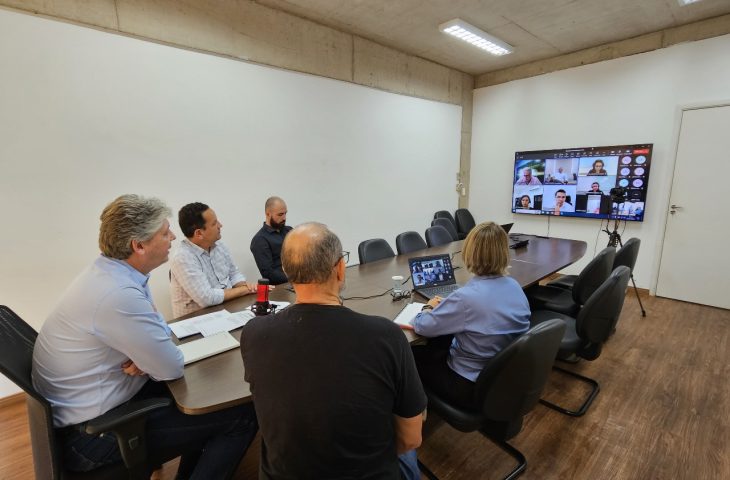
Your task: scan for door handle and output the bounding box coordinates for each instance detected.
[670,204,682,209]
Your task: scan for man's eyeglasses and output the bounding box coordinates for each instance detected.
[335,251,350,267]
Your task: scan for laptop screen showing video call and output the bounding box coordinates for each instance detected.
[409,254,455,288]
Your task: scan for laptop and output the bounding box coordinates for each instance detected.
[408,253,460,300]
[501,223,514,234]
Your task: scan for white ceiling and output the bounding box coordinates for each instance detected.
[254,0,730,75]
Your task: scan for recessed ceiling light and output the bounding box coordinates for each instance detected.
[677,0,703,5]
[439,19,513,56]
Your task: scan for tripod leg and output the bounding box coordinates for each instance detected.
[630,274,646,317]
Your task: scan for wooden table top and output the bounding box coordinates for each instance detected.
[166,234,586,414]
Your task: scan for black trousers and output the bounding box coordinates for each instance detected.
[412,335,478,411]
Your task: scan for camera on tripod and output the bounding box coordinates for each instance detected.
[609,186,627,203]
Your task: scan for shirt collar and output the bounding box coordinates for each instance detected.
[98,255,151,288]
[181,238,217,257]
[263,222,290,234]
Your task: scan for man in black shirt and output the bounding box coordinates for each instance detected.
[241,222,426,479]
[250,196,292,285]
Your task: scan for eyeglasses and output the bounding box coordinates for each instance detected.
[335,251,350,267]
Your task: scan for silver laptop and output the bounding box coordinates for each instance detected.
[409,254,459,300]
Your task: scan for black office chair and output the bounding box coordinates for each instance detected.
[548,238,645,316]
[418,319,566,480]
[525,247,616,316]
[433,210,456,226]
[430,218,458,242]
[0,305,176,479]
[357,238,395,264]
[454,208,476,240]
[529,266,631,417]
[547,238,633,289]
[425,225,453,248]
[395,231,427,255]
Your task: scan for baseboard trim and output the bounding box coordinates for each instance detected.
[0,392,25,409]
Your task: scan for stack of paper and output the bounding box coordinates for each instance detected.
[169,309,255,339]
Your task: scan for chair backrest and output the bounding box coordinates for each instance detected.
[433,210,456,225]
[613,237,640,272]
[430,218,458,241]
[475,319,566,425]
[425,225,453,248]
[395,231,427,255]
[454,208,476,237]
[572,247,616,305]
[0,305,62,479]
[357,238,395,264]
[575,266,631,358]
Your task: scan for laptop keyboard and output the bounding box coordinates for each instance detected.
[420,284,459,298]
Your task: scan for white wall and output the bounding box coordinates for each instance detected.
[0,10,461,397]
[471,33,730,289]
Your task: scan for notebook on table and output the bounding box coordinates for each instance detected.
[408,253,460,300]
[177,331,240,365]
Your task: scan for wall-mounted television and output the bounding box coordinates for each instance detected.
[512,143,652,222]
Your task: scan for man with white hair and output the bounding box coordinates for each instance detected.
[242,222,426,479]
[32,194,257,478]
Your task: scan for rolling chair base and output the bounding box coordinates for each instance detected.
[539,365,600,417]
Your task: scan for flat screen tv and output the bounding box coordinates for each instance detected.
[512,143,652,222]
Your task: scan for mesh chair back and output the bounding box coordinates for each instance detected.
[430,218,458,241]
[613,238,640,272]
[395,231,427,255]
[576,266,631,348]
[475,319,566,424]
[433,210,456,225]
[357,238,395,264]
[572,247,616,305]
[0,306,62,479]
[425,225,453,248]
[454,208,476,237]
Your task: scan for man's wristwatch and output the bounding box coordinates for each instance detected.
[421,304,434,311]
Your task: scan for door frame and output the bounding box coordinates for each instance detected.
[652,100,730,296]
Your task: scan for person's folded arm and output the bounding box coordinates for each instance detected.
[95,287,184,380]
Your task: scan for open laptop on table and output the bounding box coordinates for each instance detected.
[408,253,460,300]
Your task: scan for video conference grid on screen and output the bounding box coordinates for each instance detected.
[411,256,455,288]
[512,143,652,222]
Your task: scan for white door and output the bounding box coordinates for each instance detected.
[656,105,730,309]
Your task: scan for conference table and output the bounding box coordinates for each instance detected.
[166,234,586,414]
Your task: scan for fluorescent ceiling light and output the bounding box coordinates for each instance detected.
[677,0,703,5]
[439,19,513,56]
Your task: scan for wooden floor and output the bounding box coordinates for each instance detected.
[1,292,728,479]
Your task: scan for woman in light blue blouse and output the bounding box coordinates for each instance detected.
[411,221,530,410]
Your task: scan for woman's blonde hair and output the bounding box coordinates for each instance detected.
[462,221,510,276]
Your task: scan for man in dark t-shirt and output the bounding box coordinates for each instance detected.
[242,222,426,479]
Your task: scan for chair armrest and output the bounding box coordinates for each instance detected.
[84,397,171,475]
[85,397,171,434]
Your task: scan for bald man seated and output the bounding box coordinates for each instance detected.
[241,222,426,479]
[250,196,292,285]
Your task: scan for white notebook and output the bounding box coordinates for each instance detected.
[177,332,240,365]
[393,302,426,330]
